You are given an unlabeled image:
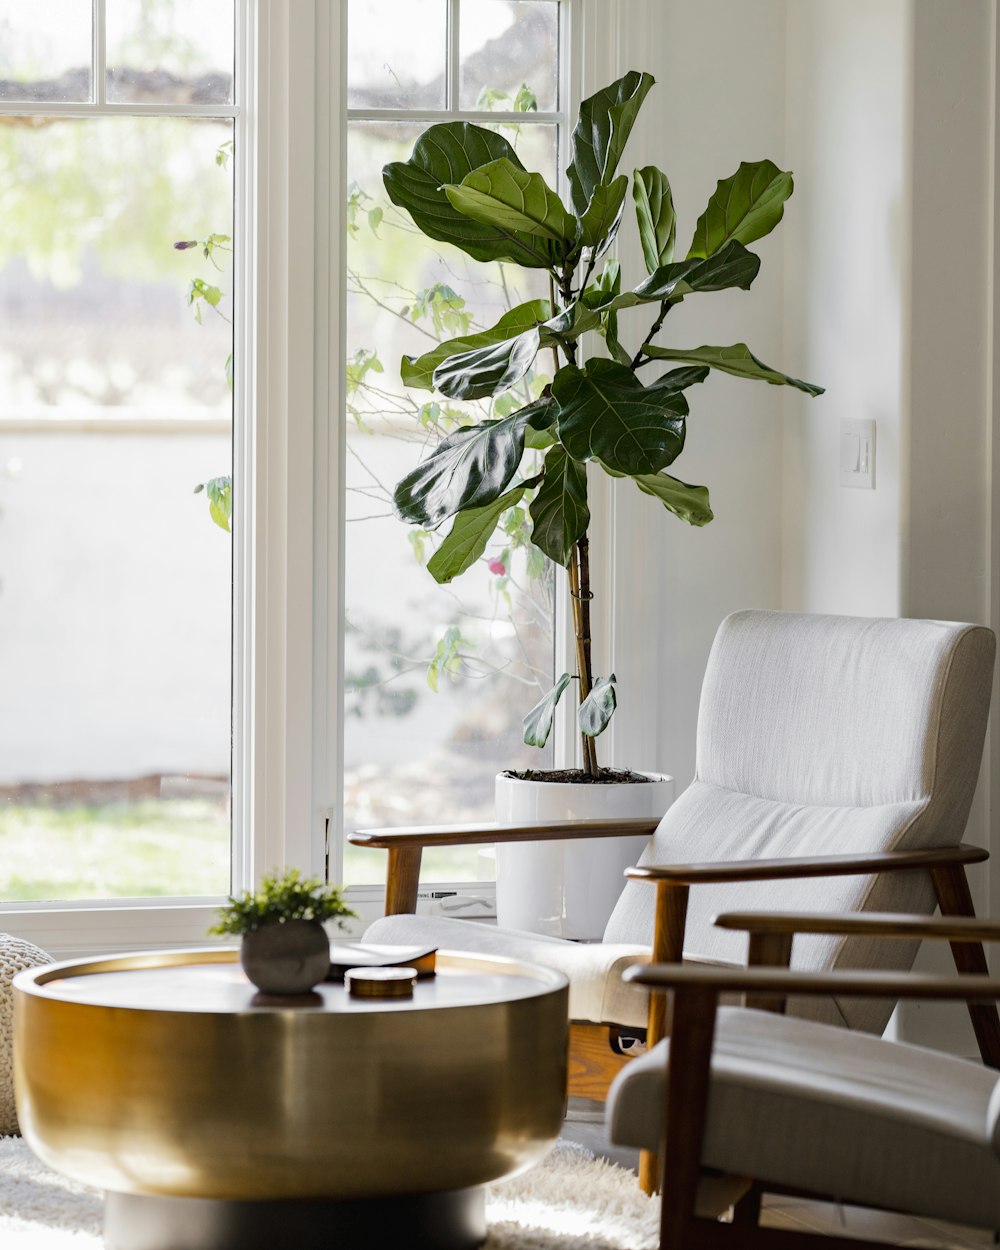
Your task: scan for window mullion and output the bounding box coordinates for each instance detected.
[447,0,461,114]
[95,0,107,106]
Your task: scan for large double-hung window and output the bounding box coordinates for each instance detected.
[0,2,237,907]
[0,0,571,947]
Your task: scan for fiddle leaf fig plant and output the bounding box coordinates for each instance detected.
[384,70,824,778]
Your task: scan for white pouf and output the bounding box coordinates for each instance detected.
[0,936,52,1136]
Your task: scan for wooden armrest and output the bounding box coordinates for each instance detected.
[625,842,987,886]
[350,816,660,849]
[623,961,1000,1003]
[714,910,1000,943]
[354,816,660,917]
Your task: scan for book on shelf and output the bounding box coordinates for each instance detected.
[327,942,438,980]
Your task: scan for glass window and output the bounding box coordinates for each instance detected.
[347,0,448,111]
[0,6,236,903]
[460,0,559,112]
[344,0,564,887]
[0,0,93,103]
[105,0,235,105]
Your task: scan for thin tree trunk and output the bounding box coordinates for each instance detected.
[569,535,599,777]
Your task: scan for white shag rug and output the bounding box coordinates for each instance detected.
[0,1136,660,1250]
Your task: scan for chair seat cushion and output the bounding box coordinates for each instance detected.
[608,1006,1000,1230]
[363,914,650,1026]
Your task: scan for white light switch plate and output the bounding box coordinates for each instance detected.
[840,418,875,489]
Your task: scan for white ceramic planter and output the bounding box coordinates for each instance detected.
[494,771,675,939]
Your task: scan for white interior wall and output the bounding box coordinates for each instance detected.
[780,0,996,1049]
[596,0,788,790]
[781,0,907,618]
[609,0,997,1049]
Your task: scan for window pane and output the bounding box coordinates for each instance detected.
[106,0,234,105]
[460,0,558,113]
[344,121,555,886]
[348,0,447,111]
[0,0,92,103]
[0,117,233,901]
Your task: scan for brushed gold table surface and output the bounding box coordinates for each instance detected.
[14,948,569,1202]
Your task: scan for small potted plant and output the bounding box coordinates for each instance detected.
[382,70,823,935]
[210,867,357,995]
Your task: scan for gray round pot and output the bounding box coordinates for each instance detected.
[239,919,330,994]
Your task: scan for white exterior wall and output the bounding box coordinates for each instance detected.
[0,431,232,783]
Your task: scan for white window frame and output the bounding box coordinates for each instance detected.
[1,0,644,954]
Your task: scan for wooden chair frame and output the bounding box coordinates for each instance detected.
[625,911,1000,1249]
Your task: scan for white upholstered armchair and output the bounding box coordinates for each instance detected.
[355,611,999,1132]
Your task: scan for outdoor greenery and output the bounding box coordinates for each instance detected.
[209,867,357,936]
[0,798,230,899]
[385,70,824,774]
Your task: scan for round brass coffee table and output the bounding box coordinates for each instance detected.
[14,948,569,1250]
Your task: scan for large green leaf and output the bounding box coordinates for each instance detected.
[649,365,710,394]
[433,327,544,401]
[523,673,572,749]
[567,71,655,216]
[633,471,714,526]
[394,399,555,526]
[543,300,604,341]
[579,674,617,738]
[633,166,676,272]
[644,343,825,396]
[432,301,602,401]
[427,483,532,585]
[687,159,794,260]
[529,446,590,567]
[444,159,575,252]
[552,358,687,476]
[609,241,760,313]
[401,299,550,391]
[578,174,628,249]
[383,123,558,268]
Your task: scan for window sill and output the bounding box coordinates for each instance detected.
[0,882,497,958]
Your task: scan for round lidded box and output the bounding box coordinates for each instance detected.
[344,966,417,998]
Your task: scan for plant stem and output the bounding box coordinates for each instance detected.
[558,270,579,366]
[631,298,672,369]
[547,274,561,374]
[568,534,599,777]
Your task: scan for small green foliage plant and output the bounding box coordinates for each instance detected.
[383,70,824,776]
[209,867,357,936]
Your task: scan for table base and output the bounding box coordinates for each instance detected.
[104,1185,487,1250]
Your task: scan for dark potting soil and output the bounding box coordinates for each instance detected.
[502,768,654,785]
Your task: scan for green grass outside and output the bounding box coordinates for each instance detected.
[0,799,489,902]
[0,799,231,901]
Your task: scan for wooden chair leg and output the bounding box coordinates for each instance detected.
[931,863,1000,1068]
[659,985,718,1249]
[731,1183,762,1228]
[640,881,690,1195]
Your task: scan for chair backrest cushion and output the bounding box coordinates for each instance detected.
[603,610,995,1032]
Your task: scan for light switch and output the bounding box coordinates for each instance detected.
[839,419,875,489]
